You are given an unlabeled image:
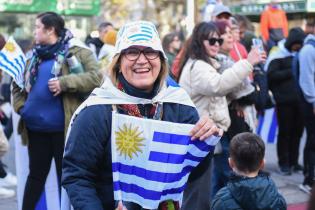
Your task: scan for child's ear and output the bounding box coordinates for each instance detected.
[259,159,265,170]
[228,157,234,169]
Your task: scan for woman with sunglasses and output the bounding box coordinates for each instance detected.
[178,22,266,209]
[62,21,221,210]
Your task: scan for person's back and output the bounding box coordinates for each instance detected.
[211,133,286,210]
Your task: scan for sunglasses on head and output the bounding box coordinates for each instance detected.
[208,38,224,46]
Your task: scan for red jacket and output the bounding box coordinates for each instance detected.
[230,42,248,62]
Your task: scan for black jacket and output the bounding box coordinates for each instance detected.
[267,55,301,105]
[211,172,286,210]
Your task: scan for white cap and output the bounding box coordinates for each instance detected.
[114,21,166,59]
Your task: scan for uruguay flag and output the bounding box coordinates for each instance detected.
[0,36,26,88]
[256,108,278,144]
[111,112,220,209]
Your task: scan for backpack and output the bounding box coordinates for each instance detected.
[291,39,315,95]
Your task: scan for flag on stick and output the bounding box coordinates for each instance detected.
[0,36,26,88]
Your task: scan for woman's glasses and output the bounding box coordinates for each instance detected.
[122,47,160,61]
[208,38,224,46]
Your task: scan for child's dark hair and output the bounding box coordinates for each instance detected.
[230,132,265,173]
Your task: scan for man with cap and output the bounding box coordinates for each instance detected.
[265,27,306,176]
[212,4,232,21]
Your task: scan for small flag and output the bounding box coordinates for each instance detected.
[0,36,26,88]
[256,108,278,144]
[111,112,220,209]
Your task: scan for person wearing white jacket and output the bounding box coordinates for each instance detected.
[178,21,266,209]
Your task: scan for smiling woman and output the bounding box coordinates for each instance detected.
[62,20,222,210]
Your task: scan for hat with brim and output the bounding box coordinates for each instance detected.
[115,21,167,59]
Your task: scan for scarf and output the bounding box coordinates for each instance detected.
[25,29,74,92]
[116,73,161,120]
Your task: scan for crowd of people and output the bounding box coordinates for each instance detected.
[0,1,313,210]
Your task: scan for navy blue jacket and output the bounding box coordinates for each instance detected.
[62,77,201,209]
[211,172,286,210]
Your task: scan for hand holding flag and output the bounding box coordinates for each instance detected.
[0,36,26,88]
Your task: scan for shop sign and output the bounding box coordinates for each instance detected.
[230,1,306,15]
[0,0,100,16]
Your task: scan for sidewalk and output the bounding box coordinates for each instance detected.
[0,138,311,210]
[265,143,310,210]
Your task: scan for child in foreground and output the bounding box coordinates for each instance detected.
[211,132,286,210]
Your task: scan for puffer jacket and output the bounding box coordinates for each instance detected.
[12,43,103,145]
[179,57,253,131]
[62,78,201,209]
[211,172,286,210]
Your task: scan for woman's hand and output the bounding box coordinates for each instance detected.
[247,47,267,66]
[189,115,223,141]
[48,78,62,96]
[115,201,128,210]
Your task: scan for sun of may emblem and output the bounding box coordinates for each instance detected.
[115,123,145,159]
[4,42,15,52]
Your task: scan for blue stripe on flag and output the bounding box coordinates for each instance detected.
[267,110,277,143]
[14,57,24,74]
[0,52,21,74]
[129,38,152,42]
[149,151,203,164]
[128,34,153,39]
[152,132,190,145]
[152,132,212,152]
[112,162,193,183]
[113,181,186,200]
[141,29,152,34]
[20,55,26,66]
[141,26,152,31]
[0,62,17,77]
[256,114,264,135]
[35,190,48,210]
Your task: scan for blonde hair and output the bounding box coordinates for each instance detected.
[107,53,169,90]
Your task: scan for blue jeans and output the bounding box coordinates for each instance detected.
[211,134,232,200]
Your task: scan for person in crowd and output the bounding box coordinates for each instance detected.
[211,132,286,210]
[12,12,103,209]
[212,4,232,21]
[260,0,288,52]
[0,33,16,199]
[86,21,113,58]
[162,32,182,70]
[266,27,306,176]
[62,20,221,210]
[298,24,315,194]
[234,14,256,53]
[229,17,248,61]
[305,19,315,35]
[98,29,117,69]
[178,21,266,209]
